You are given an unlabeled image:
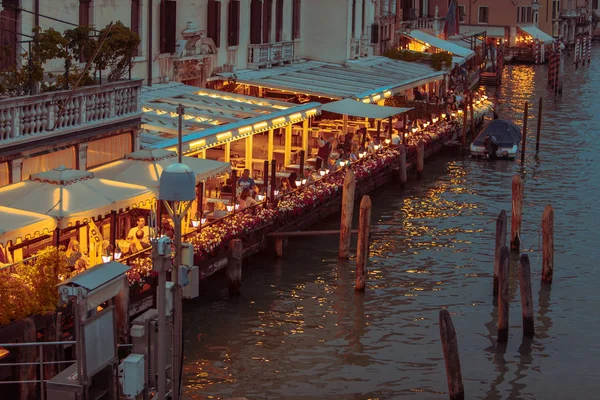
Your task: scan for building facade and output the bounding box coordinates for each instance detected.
[0,1,392,86]
[427,0,594,45]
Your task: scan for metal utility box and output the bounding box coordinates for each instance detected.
[181,242,194,266]
[166,281,174,316]
[182,265,199,299]
[46,363,83,400]
[120,354,145,396]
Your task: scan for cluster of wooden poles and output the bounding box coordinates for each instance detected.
[439,174,555,400]
[221,141,428,296]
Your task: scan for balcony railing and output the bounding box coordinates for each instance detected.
[248,41,295,68]
[0,79,142,145]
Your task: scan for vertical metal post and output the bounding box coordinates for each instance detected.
[154,246,167,400]
[263,160,269,202]
[39,344,44,400]
[177,104,184,163]
[172,206,182,400]
[270,160,276,203]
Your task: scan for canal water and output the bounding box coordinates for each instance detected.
[182,47,600,400]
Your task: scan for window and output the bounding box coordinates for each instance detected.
[0,0,19,71]
[458,5,465,23]
[594,0,598,9]
[275,0,283,42]
[552,0,560,19]
[79,0,91,27]
[131,0,141,55]
[208,0,222,48]
[160,0,177,53]
[517,6,532,24]
[478,6,488,24]
[87,134,132,169]
[250,0,262,44]
[292,0,301,40]
[228,0,240,47]
[263,0,272,43]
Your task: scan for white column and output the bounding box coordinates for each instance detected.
[77,142,88,170]
[224,142,231,163]
[284,125,292,167]
[302,119,309,155]
[267,129,274,162]
[10,157,24,183]
[245,135,253,170]
[133,129,142,151]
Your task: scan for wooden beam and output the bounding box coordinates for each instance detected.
[266,229,359,237]
[224,142,231,163]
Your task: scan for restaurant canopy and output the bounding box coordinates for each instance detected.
[518,25,554,44]
[222,57,445,102]
[0,166,153,228]
[404,30,476,61]
[0,206,57,245]
[90,149,231,189]
[141,82,321,154]
[321,99,412,119]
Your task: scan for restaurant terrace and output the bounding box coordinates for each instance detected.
[142,83,321,169]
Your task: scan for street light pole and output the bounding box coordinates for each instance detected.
[158,163,196,400]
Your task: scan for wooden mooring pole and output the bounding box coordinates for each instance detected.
[519,254,535,337]
[339,170,356,259]
[469,95,475,139]
[227,239,242,296]
[355,195,371,291]
[399,144,407,187]
[416,140,424,179]
[536,98,543,154]
[511,175,523,251]
[493,210,507,297]
[542,205,554,284]
[461,104,468,147]
[521,102,528,166]
[498,246,510,343]
[439,310,464,400]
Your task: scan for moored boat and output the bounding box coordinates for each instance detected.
[470,119,521,160]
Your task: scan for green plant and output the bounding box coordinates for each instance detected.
[384,48,453,71]
[431,51,453,71]
[0,21,139,96]
[0,246,69,325]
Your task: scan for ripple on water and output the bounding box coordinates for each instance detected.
[183,53,600,400]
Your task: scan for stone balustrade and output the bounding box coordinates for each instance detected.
[248,41,295,68]
[0,79,143,146]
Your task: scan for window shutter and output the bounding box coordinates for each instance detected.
[276,0,283,42]
[292,0,301,40]
[0,0,18,71]
[371,23,379,44]
[263,0,273,44]
[79,0,91,27]
[131,0,140,35]
[208,0,222,47]
[160,0,177,54]
[250,0,262,44]
[228,0,240,47]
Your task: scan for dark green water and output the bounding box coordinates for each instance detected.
[182,47,600,399]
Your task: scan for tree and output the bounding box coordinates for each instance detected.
[0,21,140,96]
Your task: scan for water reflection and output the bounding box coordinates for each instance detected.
[183,46,600,399]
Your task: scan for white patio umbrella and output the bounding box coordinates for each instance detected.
[0,205,57,246]
[89,149,231,189]
[0,166,154,229]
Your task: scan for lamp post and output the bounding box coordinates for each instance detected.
[532,0,541,27]
[158,163,196,400]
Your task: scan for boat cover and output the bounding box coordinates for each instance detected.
[473,120,522,147]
